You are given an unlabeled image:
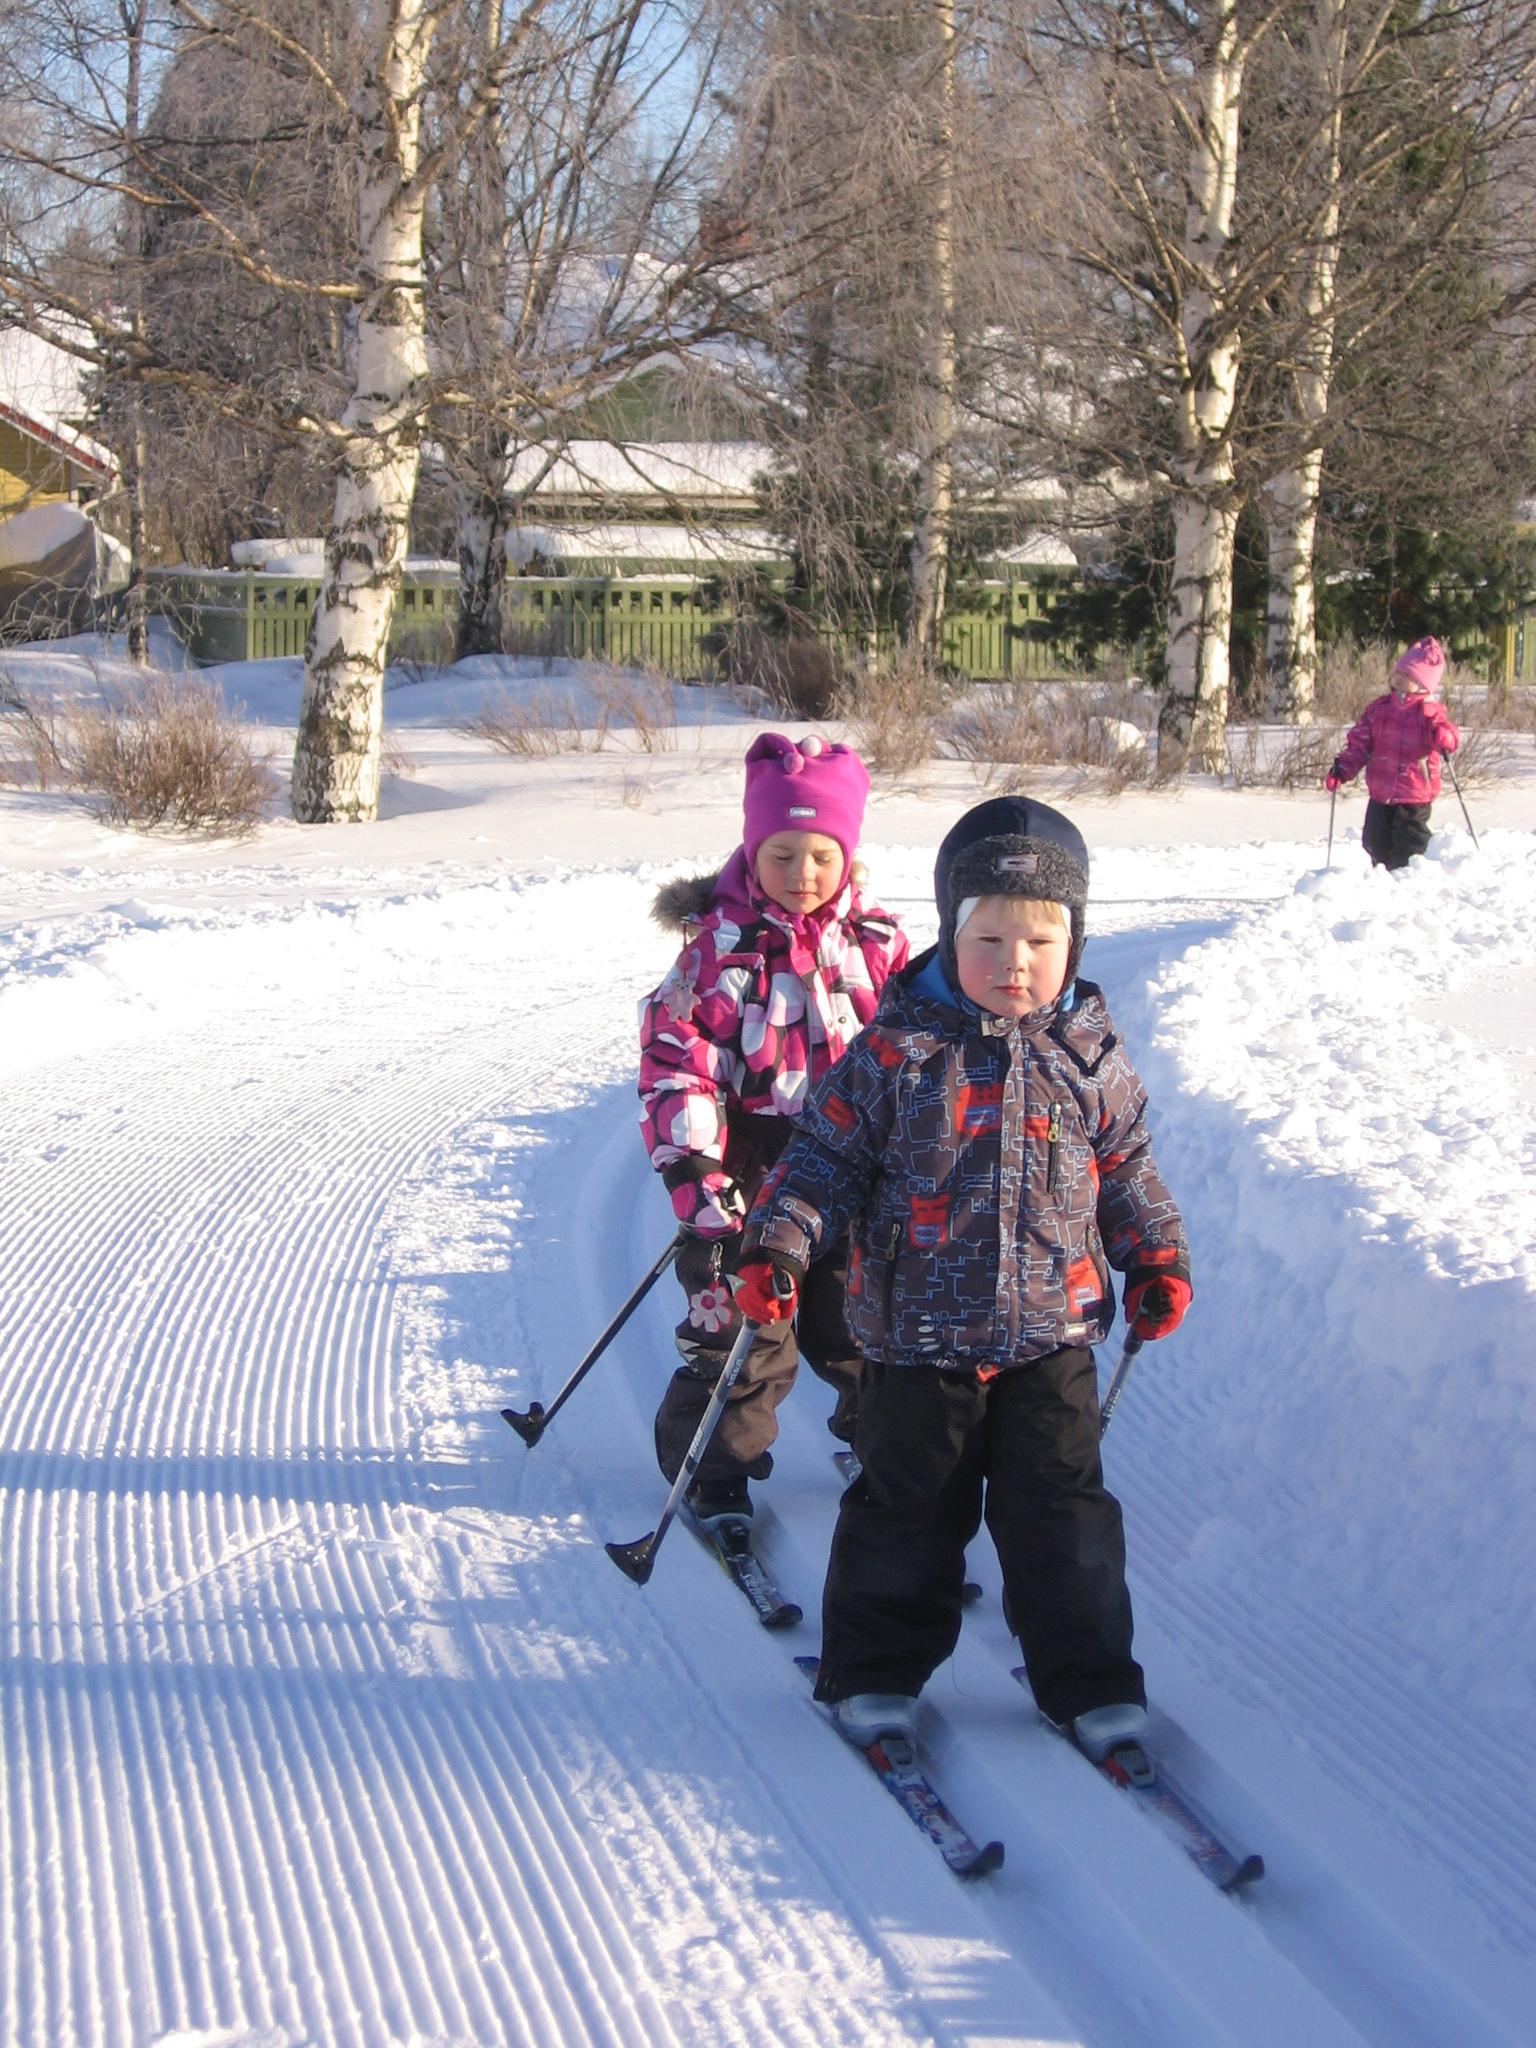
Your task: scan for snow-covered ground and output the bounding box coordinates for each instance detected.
[3,640,1535,2047]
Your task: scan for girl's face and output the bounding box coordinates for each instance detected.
[954,895,1070,1017]
[754,830,845,913]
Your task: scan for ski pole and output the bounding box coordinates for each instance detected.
[1445,753,1479,848]
[1099,1331,1143,1439]
[502,1232,684,1447]
[606,1272,794,1585]
[1325,786,1337,869]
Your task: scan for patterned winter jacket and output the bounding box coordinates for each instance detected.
[1334,685,1459,805]
[743,950,1188,1371]
[639,847,908,1192]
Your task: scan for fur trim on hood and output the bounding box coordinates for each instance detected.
[651,870,721,933]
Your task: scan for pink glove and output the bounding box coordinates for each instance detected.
[732,1261,798,1323]
[1324,770,1342,793]
[669,1170,746,1240]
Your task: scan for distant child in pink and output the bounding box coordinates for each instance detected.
[1326,637,1461,870]
[637,733,908,1520]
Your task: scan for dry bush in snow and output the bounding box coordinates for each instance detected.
[840,649,948,782]
[65,674,276,834]
[456,689,609,756]
[589,665,679,752]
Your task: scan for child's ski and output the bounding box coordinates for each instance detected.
[1011,1668,1263,1893]
[797,1656,1004,1879]
[685,1510,802,1629]
[833,1453,983,1604]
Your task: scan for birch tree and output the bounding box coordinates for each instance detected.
[991,3,1287,763]
[428,1,737,660]
[2,0,733,819]
[1256,0,1536,718]
[711,0,1010,653]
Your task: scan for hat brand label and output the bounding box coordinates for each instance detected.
[788,805,817,819]
[999,853,1038,873]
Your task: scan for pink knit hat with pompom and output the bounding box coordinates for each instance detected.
[1393,636,1447,692]
[742,732,870,870]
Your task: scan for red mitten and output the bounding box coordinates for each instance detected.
[732,1261,798,1324]
[1124,1271,1192,1342]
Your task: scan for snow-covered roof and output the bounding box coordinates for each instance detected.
[985,533,1077,569]
[506,440,768,505]
[225,541,456,578]
[506,521,786,569]
[0,325,116,480]
[0,500,93,571]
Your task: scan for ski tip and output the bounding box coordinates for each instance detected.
[604,1536,657,1585]
[1223,1852,1266,1893]
[761,1602,804,1631]
[958,1839,1005,1880]
[794,1654,820,1679]
[501,1403,546,1447]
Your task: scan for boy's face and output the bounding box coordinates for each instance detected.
[754,830,845,913]
[954,895,1070,1018]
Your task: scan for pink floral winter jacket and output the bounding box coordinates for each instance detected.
[639,848,908,1190]
[1334,684,1459,805]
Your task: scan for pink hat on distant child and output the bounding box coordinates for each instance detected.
[742,732,870,871]
[1393,636,1447,693]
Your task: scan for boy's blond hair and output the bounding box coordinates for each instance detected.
[955,893,1069,935]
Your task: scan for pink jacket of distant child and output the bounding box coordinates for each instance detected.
[1334,684,1460,805]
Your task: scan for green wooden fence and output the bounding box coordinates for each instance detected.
[146,566,459,666]
[148,566,1099,680]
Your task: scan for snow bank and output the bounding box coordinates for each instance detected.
[1119,829,1536,1730]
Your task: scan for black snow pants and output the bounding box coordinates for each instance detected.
[814,1348,1143,1728]
[1362,798,1432,870]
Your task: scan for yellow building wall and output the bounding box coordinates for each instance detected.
[0,418,76,512]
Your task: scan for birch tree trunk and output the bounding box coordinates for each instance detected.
[291,3,436,825]
[454,442,511,659]
[1264,448,1324,720]
[120,0,150,664]
[906,0,957,660]
[1160,0,1246,770]
[1263,0,1347,724]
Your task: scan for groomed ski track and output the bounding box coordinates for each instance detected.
[2,861,1531,2047]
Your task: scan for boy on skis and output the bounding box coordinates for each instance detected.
[734,795,1190,1761]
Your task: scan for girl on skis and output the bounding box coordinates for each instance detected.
[637,732,908,1522]
[1326,637,1461,870]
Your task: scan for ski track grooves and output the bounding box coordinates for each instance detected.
[4,871,1530,2047]
[0,906,710,2048]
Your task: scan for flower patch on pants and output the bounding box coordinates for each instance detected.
[688,1282,735,1334]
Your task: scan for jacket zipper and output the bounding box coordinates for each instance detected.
[881,1219,902,1318]
[1046,1101,1062,1192]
